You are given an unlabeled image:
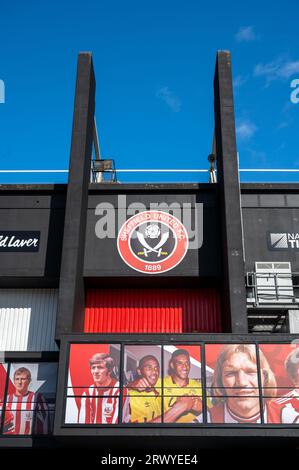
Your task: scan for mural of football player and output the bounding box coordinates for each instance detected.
[197,344,277,424]
[163,349,203,423]
[128,355,162,423]
[78,353,130,424]
[268,348,299,424]
[5,367,49,435]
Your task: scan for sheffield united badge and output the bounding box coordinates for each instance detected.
[117,210,189,274]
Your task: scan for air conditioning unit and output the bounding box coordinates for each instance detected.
[254,262,294,304]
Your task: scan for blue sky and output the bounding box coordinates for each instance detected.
[0,0,298,183]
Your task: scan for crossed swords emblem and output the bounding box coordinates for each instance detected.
[136,231,169,257]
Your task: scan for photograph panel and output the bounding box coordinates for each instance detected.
[3,363,57,435]
[65,343,122,425]
[123,345,162,424]
[259,344,299,424]
[204,344,261,424]
[163,345,202,423]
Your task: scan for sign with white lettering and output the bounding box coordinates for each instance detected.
[268,232,299,251]
[0,231,40,252]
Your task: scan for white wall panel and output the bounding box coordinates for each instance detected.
[0,289,58,351]
[289,310,299,334]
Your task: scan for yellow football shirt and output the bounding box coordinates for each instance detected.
[163,375,203,423]
[128,388,162,423]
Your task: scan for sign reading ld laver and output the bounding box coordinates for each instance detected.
[268,232,299,251]
[0,231,40,252]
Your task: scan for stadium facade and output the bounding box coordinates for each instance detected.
[0,51,299,449]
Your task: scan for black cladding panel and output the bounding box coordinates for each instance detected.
[0,192,65,278]
[243,207,299,272]
[84,191,221,277]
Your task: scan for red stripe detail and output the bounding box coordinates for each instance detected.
[15,396,22,434]
[111,393,117,424]
[95,392,100,424]
[24,393,33,434]
[92,389,98,424]
[86,394,91,424]
[84,288,221,333]
[5,395,14,434]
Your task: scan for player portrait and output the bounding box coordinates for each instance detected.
[202,344,278,424]
[65,343,130,425]
[162,345,203,423]
[124,345,162,423]
[3,363,57,435]
[259,344,299,424]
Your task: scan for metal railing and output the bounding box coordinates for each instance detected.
[246,272,299,306]
[1,168,299,184]
[248,311,289,334]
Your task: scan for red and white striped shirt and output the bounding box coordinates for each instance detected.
[268,390,299,424]
[78,380,130,424]
[196,402,272,424]
[5,392,49,435]
[208,402,264,423]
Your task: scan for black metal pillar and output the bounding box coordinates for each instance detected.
[55,53,95,340]
[214,50,248,333]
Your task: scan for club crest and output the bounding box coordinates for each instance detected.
[117,211,188,274]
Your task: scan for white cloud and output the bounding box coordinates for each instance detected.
[274,143,286,152]
[156,86,181,112]
[282,100,293,114]
[235,26,257,42]
[236,120,258,140]
[254,57,299,85]
[277,122,289,130]
[244,148,267,164]
[233,75,248,89]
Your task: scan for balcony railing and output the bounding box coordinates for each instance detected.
[246,272,299,307]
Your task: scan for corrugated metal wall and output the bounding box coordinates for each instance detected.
[0,289,58,351]
[85,288,222,333]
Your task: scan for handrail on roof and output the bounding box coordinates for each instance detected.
[1,169,299,173]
